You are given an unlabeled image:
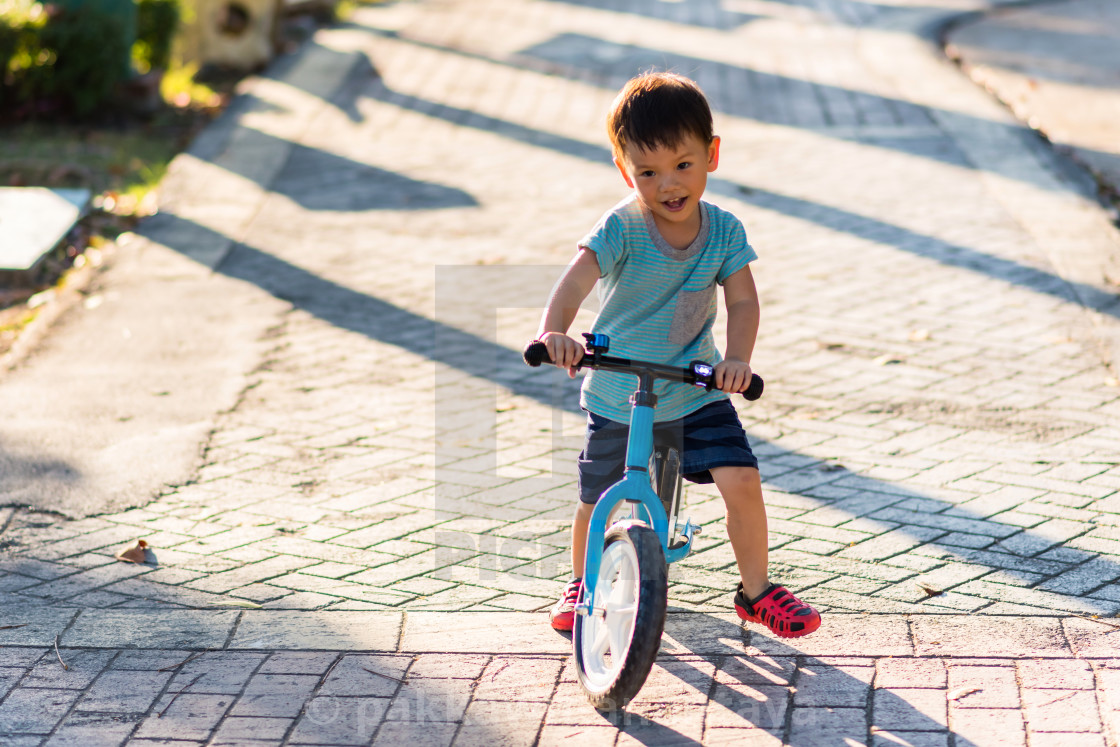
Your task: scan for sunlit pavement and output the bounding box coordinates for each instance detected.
[1,0,1120,744]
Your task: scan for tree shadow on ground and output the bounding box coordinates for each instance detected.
[0,446,82,518]
[132,211,1120,619]
[348,73,1120,320]
[643,614,993,746]
[359,22,1119,198]
[271,143,478,212]
[561,613,971,746]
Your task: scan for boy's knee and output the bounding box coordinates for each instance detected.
[713,466,763,504]
[713,465,761,489]
[575,501,595,522]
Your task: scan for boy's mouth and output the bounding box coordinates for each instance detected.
[662,197,687,212]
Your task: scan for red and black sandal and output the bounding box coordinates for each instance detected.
[549,577,583,631]
[734,583,821,638]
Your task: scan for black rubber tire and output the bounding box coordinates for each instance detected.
[573,524,668,711]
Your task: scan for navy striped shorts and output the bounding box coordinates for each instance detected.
[576,398,759,504]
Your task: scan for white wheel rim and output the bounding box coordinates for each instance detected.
[579,538,640,690]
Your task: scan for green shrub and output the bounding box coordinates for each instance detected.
[134,0,180,73]
[38,3,129,116]
[0,0,44,111]
[0,0,131,118]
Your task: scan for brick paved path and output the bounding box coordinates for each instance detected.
[2,0,1120,744]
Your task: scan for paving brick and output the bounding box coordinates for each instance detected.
[1025,733,1105,747]
[169,653,265,695]
[0,687,82,734]
[43,712,139,747]
[230,611,403,650]
[76,669,173,713]
[289,697,388,745]
[946,664,1019,708]
[1021,689,1102,732]
[472,657,562,702]
[257,651,339,675]
[21,649,113,689]
[372,720,458,746]
[949,708,1026,747]
[872,687,948,731]
[870,732,949,747]
[385,678,473,722]
[875,658,947,689]
[1017,659,1095,690]
[793,664,873,708]
[318,656,408,698]
[134,693,233,740]
[64,610,238,649]
[788,706,866,741]
[210,716,293,745]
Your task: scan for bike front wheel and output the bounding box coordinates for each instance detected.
[573,523,668,710]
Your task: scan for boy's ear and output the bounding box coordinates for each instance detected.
[613,156,635,188]
[707,136,721,172]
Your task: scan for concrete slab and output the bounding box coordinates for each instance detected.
[230,610,403,650]
[0,608,79,647]
[0,188,90,272]
[947,0,1120,197]
[63,609,239,649]
[400,612,570,654]
[911,616,1069,657]
[1062,616,1120,658]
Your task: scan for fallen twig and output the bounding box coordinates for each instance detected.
[53,634,68,671]
[206,600,263,609]
[1069,614,1120,631]
[157,648,213,672]
[0,624,28,631]
[321,654,343,684]
[947,686,981,701]
[362,666,406,684]
[158,672,206,717]
[488,661,510,681]
[1036,691,1079,708]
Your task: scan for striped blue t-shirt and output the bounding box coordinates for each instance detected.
[579,195,757,423]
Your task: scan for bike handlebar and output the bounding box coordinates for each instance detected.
[523,339,764,402]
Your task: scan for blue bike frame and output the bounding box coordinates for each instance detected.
[522,334,759,622]
[577,382,701,619]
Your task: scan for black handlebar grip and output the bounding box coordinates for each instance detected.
[523,340,552,367]
[743,373,764,401]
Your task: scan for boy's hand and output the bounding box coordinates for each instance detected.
[540,332,585,378]
[714,358,753,394]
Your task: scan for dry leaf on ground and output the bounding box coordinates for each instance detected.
[206,600,263,609]
[115,539,151,563]
[947,686,981,701]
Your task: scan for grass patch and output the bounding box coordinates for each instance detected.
[0,0,345,358]
[0,65,234,358]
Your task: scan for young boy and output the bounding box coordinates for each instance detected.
[536,72,820,639]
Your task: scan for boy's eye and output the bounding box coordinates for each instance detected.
[677,161,691,170]
[639,170,655,178]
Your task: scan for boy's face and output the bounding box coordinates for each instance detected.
[614,133,720,239]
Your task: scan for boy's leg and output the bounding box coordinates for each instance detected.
[713,464,820,637]
[710,465,769,599]
[549,501,594,631]
[571,501,595,578]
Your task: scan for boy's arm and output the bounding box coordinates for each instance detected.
[536,248,601,376]
[715,266,760,393]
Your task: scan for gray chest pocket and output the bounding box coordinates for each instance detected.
[669,282,716,345]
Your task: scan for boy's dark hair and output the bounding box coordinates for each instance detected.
[607,72,713,159]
